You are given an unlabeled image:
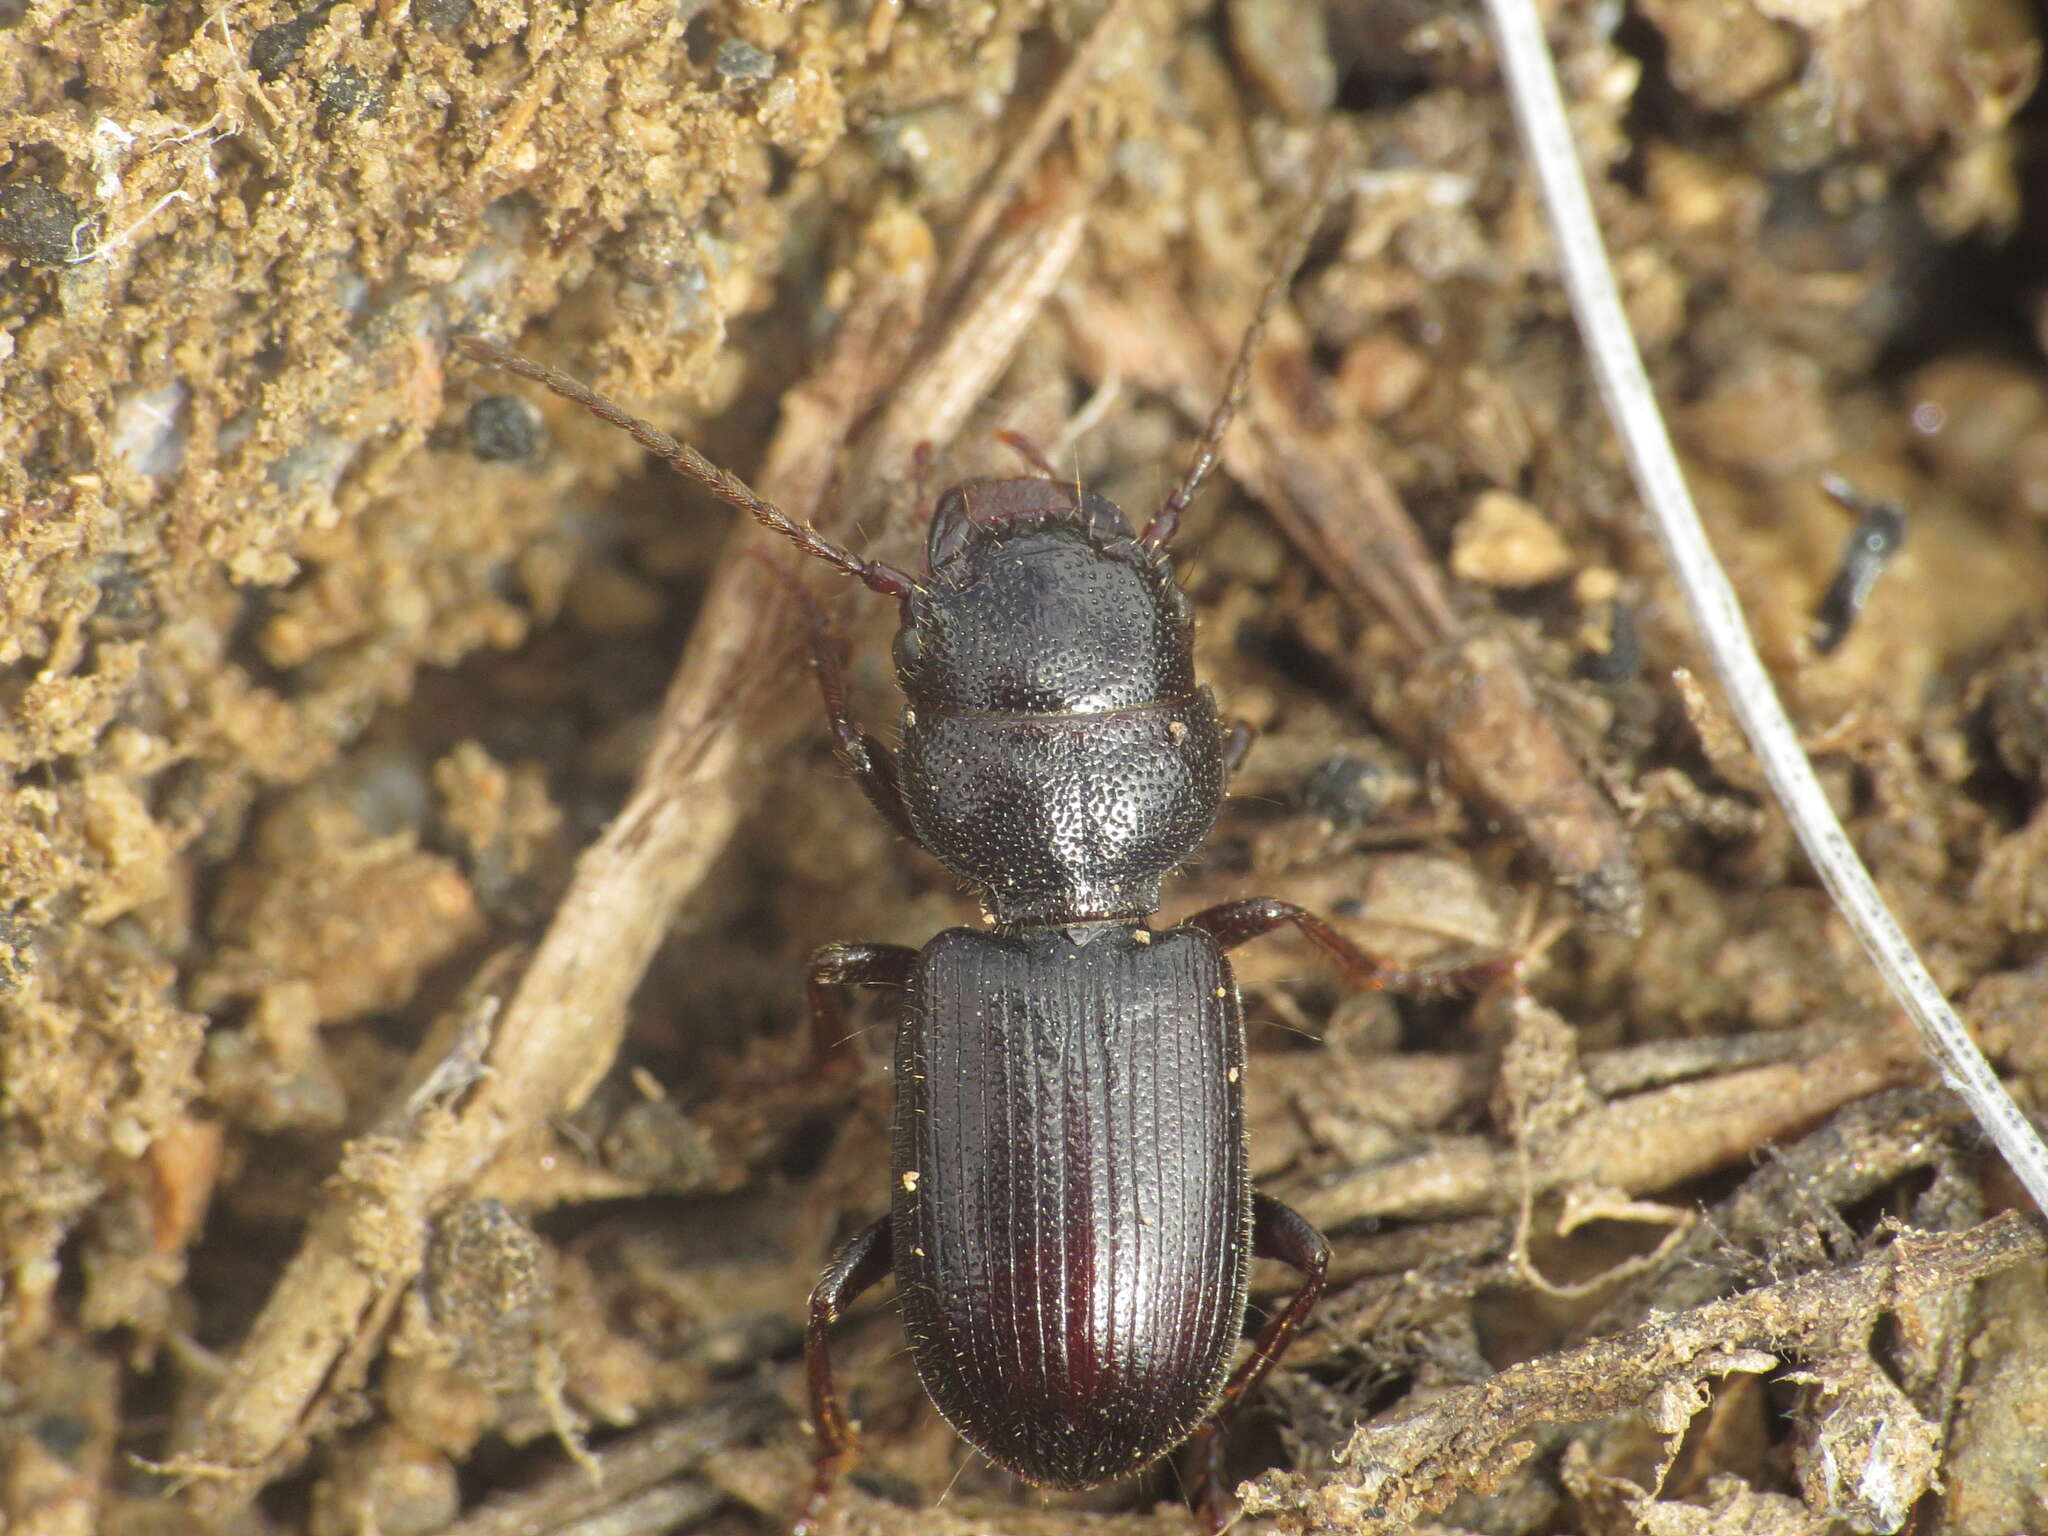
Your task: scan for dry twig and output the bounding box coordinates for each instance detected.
[1276,1017,1925,1232]
[440,1395,777,1536]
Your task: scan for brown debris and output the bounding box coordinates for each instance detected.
[196,838,484,1024]
[1450,489,1575,590]
[1939,1261,2048,1532]
[1242,1214,2048,1534]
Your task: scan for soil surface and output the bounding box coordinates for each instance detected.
[3,2,2047,1534]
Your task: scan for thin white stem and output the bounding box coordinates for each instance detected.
[1483,0,2048,1212]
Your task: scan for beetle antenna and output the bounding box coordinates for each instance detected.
[994,427,1059,479]
[456,335,917,599]
[1141,153,1344,551]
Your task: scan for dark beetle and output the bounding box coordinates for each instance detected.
[459,246,1501,1529]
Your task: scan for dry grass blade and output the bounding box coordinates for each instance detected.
[1483,0,2048,1212]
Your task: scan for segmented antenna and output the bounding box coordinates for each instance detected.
[1141,152,1345,551]
[455,336,917,599]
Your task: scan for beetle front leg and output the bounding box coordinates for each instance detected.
[807,943,918,1067]
[1190,1193,1329,1535]
[1182,896,1511,997]
[793,583,920,845]
[796,1217,895,1536]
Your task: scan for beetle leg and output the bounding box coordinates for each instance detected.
[1182,896,1511,997]
[1191,1193,1329,1534]
[796,1217,895,1536]
[807,942,918,1066]
[994,427,1059,479]
[789,575,921,845]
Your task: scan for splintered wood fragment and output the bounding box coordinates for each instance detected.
[855,165,1092,504]
[1585,1086,1963,1332]
[930,0,1139,314]
[173,188,1100,1511]
[1288,1090,1962,1370]
[1397,631,1642,922]
[1241,1212,2048,1534]
[1279,1019,1926,1232]
[1061,279,1642,928]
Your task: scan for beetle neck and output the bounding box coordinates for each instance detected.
[986,880,1161,931]
[989,917,1152,947]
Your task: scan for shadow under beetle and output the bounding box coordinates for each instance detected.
[459,207,1506,1533]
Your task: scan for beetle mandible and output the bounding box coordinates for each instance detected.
[459,181,1506,1534]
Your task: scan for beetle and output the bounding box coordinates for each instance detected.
[458,203,1505,1530]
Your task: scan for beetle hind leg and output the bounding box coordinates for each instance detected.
[1190,1193,1329,1535]
[795,1217,894,1536]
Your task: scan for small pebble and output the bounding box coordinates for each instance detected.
[1451,489,1573,588]
[464,394,542,462]
[0,179,86,266]
[318,65,386,125]
[249,0,340,79]
[1226,0,1336,120]
[715,38,775,81]
[1334,333,1430,420]
[413,0,470,28]
[1576,599,1641,684]
[1296,753,1392,830]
